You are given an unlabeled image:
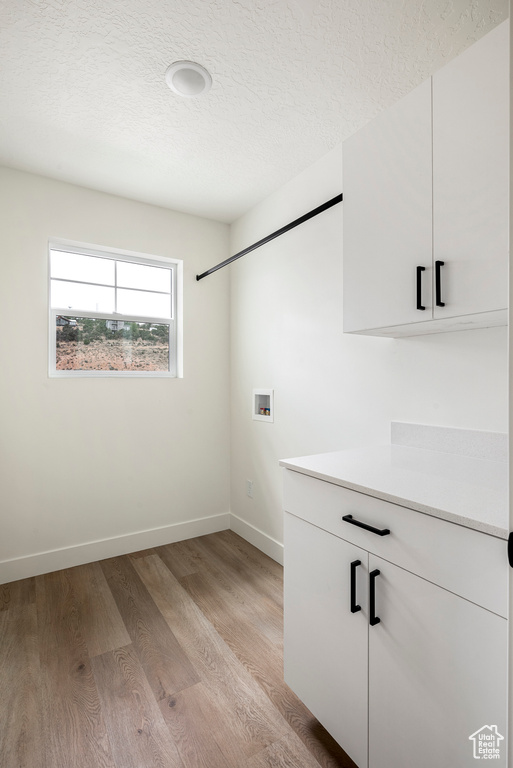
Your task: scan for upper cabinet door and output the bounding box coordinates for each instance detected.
[343,78,433,332]
[432,21,509,319]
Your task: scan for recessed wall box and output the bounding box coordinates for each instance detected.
[253,389,274,422]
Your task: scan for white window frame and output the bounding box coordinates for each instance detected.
[48,238,183,378]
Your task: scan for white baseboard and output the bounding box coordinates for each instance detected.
[0,513,230,585]
[229,514,284,565]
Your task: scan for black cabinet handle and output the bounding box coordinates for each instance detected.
[508,532,513,568]
[369,569,381,626]
[350,560,362,613]
[416,266,426,310]
[342,514,390,537]
[435,260,445,307]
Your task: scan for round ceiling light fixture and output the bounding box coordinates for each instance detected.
[165,61,212,97]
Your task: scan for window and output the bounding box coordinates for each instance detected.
[49,241,181,377]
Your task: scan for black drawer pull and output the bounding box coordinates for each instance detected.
[369,569,381,626]
[350,560,362,613]
[435,260,445,307]
[342,514,390,537]
[416,266,426,311]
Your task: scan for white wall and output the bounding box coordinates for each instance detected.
[0,166,231,582]
[230,144,508,562]
[1,149,508,580]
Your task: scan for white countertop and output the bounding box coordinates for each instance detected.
[279,439,508,540]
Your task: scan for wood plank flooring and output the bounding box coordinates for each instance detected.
[0,530,357,768]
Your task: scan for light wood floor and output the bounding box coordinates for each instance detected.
[0,530,357,768]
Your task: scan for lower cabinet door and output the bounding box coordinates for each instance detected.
[368,556,508,768]
[284,512,368,767]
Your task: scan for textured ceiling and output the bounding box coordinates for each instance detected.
[0,0,508,222]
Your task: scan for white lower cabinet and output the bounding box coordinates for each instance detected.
[284,513,369,767]
[367,556,507,768]
[283,474,508,768]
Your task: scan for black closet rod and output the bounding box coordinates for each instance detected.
[196,193,343,281]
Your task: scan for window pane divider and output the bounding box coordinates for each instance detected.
[51,308,173,324]
[51,276,171,296]
[114,260,118,314]
[116,286,171,297]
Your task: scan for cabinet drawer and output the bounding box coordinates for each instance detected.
[283,469,507,617]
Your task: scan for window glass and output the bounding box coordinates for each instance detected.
[117,288,171,319]
[51,250,115,285]
[51,280,115,313]
[117,261,171,293]
[55,316,170,372]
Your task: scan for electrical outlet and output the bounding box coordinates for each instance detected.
[246,480,254,498]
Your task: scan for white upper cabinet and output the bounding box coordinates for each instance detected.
[343,80,432,332]
[343,20,508,337]
[432,20,509,320]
